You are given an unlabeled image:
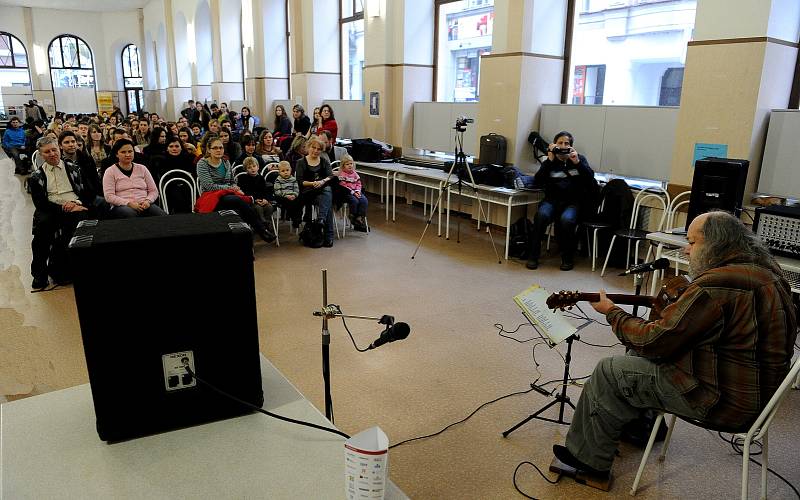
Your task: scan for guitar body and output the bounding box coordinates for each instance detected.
[546,275,691,316]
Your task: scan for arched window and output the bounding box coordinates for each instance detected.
[122,44,143,114]
[48,34,95,88]
[0,31,32,118]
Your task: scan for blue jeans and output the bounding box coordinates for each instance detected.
[347,193,368,217]
[529,201,578,260]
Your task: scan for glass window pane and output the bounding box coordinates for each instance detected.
[341,19,364,100]
[51,68,95,88]
[11,37,27,67]
[124,77,143,88]
[435,0,494,102]
[0,35,11,67]
[49,40,62,68]
[568,1,696,106]
[354,0,363,15]
[62,37,78,67]
[131,47,141,77]
[341,0,353,18]
[78,40,92,69]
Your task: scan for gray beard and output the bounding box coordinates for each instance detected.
[688,246,711,278]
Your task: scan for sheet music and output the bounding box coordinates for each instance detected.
[514,284,577,347]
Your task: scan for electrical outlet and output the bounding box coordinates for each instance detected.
[162,351,196,392]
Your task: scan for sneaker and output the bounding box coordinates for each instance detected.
[525,258,539,270]
[32,277,49,290]
[258,229,277,243]
[552,445,610,478]
[322,239,334,248]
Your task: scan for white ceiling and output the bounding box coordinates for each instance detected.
[0,0,150,12]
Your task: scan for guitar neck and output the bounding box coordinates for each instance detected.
[574,293,655,308]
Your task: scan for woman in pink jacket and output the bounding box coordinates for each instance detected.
[103,139,166,218]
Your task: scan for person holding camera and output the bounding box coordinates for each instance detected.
[526,131,598,271]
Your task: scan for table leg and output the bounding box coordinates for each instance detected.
[505,197,512,260]
[391,173,396,222]
[437,182,442,237]
[446,185,451,240]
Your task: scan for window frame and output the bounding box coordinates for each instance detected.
[121,44,143,115]
[0,31,29,70]
[339,0,364,100]
[48,34,96,89]
[432,0,495,103]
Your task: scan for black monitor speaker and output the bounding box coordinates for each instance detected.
[68,211,264,442]
[685,157,749,230]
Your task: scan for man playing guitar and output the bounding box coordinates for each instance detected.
[551,211,797,483]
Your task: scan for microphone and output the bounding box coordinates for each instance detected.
[619,258,670,276]
[368,322,411,350]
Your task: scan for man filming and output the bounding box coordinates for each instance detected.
[552,211,797,483]
[526,131,597,271]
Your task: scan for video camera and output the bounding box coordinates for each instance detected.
[454,116,474,132]
[551,147,572,156]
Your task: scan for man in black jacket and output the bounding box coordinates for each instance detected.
[28,137,95,290]
[526,131,598,271]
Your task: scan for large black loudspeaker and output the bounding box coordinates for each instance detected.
[68,211,264,442]
[685,157,749,230]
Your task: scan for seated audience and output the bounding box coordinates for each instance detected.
[309,107,322,137]
[256,130,282,165]
[237,106,257,135]
[336,154,368,232]
[553,211,797,482]
[59,131,102,203]
[273,160,299,220]
[28,137,94,289]
[526,130,598,272]
[219,128,242,162]
[235,135,267,169]
[86,124,110,172]
[133,120,150,148]
[318,104,338,142]
[273,104,292,137]
[295,135,336,246]
[142,126,168,167]
[286,135,307,172]
[292,104,311,137]
[196,136,275,243]
[102,139,165,218]
[237,157,274,227]
[2,116,29,174]
[318,130,347,163]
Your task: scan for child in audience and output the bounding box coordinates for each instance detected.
[237,157,274,225]
[272,161,300,227]
[336,154,368,232]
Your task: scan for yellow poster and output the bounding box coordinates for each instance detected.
[97,92,114,114]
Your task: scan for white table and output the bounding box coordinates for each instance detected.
[1,355,408,500]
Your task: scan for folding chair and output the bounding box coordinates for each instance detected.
[631,355,800,499]
[600,187,669,277]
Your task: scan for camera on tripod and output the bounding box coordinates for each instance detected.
[454,116,474,132]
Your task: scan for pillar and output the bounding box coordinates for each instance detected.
[289,0,340,109]
[243,0,290,121]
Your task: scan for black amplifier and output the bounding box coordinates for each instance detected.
[753,205,800,259]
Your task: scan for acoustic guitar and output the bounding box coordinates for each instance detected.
[546,275,691,317]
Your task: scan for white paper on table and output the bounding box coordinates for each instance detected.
[514,284,577,347]
[345,426,389,500]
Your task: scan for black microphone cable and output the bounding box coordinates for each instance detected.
[183,364,350,440]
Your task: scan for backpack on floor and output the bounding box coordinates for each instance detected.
[299,221,325,248]
[508,216,535,259]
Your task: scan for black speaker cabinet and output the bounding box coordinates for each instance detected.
[68,211,264,442]
[685,157,749,230]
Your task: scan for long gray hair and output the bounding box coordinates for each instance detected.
[693,211,779,276]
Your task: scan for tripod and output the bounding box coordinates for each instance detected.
[411,125,501,263]
[502,333,578,436]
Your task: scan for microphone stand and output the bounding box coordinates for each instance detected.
[632,272,644,317]
[316,269,393,423]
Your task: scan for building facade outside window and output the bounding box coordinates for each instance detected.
[122,44,143,114]
[568,0,696,106]
[48,35,95,88]
[341,0,364,100]
[0,32,31,118]
[435,0,494,102]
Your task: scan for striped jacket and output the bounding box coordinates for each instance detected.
[606,256,797,429]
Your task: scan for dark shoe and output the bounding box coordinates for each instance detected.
[322,239,333,248]
[32,277,49,290]
[526,258,539,270]
[258,229,277,243]
[354,223,368,233]
[553,445,610,477]
[620,416,669,448]
[560,260,574,271]
[53,278,73,287]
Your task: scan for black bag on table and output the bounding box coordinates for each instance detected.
[458,164,516,188]
[350,138,384,162]
[479,133,507,166]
